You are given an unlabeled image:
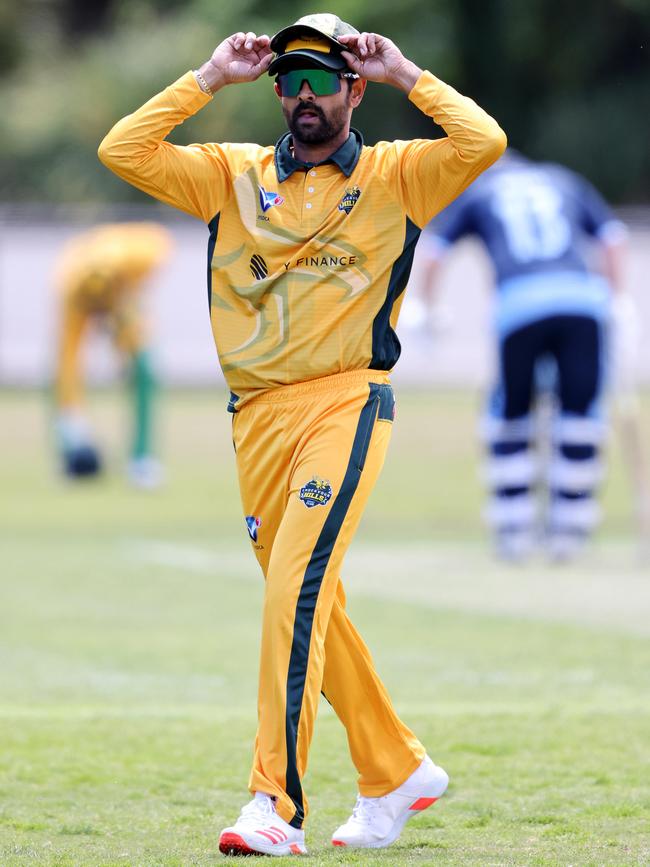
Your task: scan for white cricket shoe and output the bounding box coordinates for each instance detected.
[546,530,588,563]
[495,529,536,563]
[126,456,165,491]
[331,756,448,849]
[219,792,307,857]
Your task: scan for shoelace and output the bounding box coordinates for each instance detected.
[351,795,381,825]
[239,794,276,822]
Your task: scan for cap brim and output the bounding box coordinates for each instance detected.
[268,49,348,76]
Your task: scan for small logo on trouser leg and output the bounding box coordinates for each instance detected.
[245,515,262,541]
[299,477,333,508]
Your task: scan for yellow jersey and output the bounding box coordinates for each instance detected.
[99,71,505,409]
[55,222,172,312]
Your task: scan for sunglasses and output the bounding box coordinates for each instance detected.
[276,68,357,98]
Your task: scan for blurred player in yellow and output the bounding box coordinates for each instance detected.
[53,222,173,488]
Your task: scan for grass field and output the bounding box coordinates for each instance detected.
[1,389,650,866]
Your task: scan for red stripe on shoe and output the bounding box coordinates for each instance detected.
[269,825,288,841]
[409,796,438,811]
[256,829,281,843]
[289,843,303,854]
[332,840,347,846]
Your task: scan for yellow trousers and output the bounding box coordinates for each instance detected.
[232,369,425,829]
[55,298,145,409]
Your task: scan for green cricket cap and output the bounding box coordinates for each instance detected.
[268,13,359,75]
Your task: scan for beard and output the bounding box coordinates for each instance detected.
[284,100,349,146]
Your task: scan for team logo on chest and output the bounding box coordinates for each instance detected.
[338,185,362,215]
[259,185,285,212]
[299,476,333,508]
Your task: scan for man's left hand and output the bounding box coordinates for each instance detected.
[338,33,422,93]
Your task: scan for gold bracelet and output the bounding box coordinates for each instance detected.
[194,70,213,96]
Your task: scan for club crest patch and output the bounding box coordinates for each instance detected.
[259,185,284,212]
[338,185,361,215]
[245,515,262,542]
[299,476,333,508]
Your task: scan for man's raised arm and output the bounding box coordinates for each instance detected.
[338,31,506,226]
[97,33,273,222]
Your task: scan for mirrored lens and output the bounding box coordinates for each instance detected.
[277,69,342,97]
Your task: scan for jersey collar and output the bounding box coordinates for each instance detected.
[274,128,363,182]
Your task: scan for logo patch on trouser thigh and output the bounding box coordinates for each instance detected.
[299,476,333,508]
[245,515,262,541]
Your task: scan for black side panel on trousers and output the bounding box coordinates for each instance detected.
[377,383,395,422]
[284,384,380,829]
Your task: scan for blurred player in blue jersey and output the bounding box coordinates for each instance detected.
[419,151,627,561]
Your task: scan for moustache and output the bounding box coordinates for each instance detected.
[293,104,325,121]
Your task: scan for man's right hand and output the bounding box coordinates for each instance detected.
[198,32,273,93]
